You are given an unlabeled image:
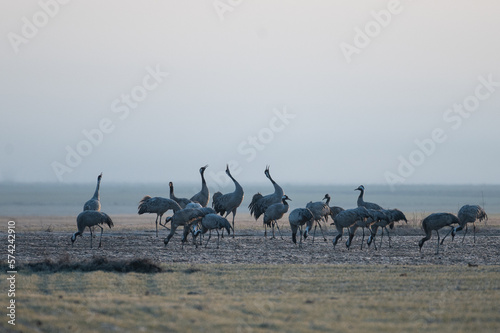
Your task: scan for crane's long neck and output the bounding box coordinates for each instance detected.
[93,177,101,200]
[228,171,243,195]
[169,184,176,200]
[282,199,290,213]
[325,196,331,206]
[268,173,284,198]
[357,189,364,206]
[200,169,207,190]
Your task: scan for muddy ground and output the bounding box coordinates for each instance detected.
[11,214,500,266]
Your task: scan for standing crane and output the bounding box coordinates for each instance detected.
[331,206,375,249]
[288,208,315,247]
[367,209,407,249]
[305,194,331,242]
[190,165,210,207]
[138,196,182,237]
[348,209,387,250]
[419,212,460,255]
[192,214,233,248]
[263,195,291,239]
[248,166,284,221]
[164,207,214,246]
[212,165,244,238]
[453,205,488,243]
[71,210,113,248]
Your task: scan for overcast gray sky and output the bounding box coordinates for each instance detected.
[1,0,499,187]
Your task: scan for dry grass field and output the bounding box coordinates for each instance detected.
[2,213,500,332]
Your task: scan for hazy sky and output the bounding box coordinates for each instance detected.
[1,1,499,188]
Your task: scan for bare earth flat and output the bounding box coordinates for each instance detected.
[9,214,500,266]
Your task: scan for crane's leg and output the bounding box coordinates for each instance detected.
[441,227,453,244]
[333,232,342,249]
[271,222,276,240]
[216,229,220,249]
[316,221,327,242]
[264,224,267,238]
[386,227,392,248]
[298,225,303,248]
[275,221,284,240]
[346,234,353,250]
[378,228,385,250]
[97,224,104,248]
[435,230,441,255]
[360,227,365,250]
[372,229,379,251]
[312,224,317,243]
[346,231,354,249]
[205,230,212,248]
[292,225,297,244]
[462,224,468,243]
[155,215,159,237]
[89,227,93,249]
[232,210,237,239]
[473,223,476,244]
[368,226,378,250]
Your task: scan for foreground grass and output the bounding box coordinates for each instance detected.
[3,264,500,332]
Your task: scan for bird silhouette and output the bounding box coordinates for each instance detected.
[418,213,460,255]
[288,207,314,247]
[331,206,376,250]
[212,165,244,238]
[71,210,113,248]
[138,196,182,237]
[190,165,210,207]
[263,195,291,239]
[192,213,233,248]
[306,194,331,242]
[452,205,488,243]
[248,166,284,221]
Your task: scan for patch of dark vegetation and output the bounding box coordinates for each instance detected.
[20,257,163,274]
[183,266,201,274]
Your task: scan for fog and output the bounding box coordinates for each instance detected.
[1,0,499,188]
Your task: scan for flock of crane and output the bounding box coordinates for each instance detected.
[71,166,488,254]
